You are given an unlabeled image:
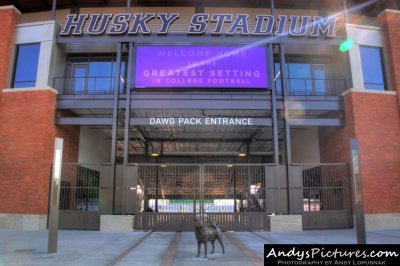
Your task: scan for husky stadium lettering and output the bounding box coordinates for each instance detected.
[60,13,338,37]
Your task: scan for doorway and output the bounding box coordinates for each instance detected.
[311,64,329,95]
[67,63,89,94]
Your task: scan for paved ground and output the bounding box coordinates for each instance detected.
[0,229,399,266]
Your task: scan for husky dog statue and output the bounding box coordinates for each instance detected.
[194,217,225,258]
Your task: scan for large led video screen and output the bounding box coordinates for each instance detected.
[135,46,268,89]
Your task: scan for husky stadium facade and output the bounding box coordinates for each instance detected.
[0,0,399,232]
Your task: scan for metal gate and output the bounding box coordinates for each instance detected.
[57,163,352,231]
[302,164,353,229]
[134,164,276,231]
[58,163,112,230]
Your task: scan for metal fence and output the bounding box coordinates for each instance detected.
[135,212,270,231]
[59,163,109,230]
[301,164,353,229]
[60,164,100,212]
[137,164,268,214]
[135,164,276,231]
[203,164,267,213]
[57,163,352,231]
[137,164,200,213]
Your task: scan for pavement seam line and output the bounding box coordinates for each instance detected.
[107,231,153,266]
[250,231,276,244]
[224,232,264,266]
[160,231,182,266]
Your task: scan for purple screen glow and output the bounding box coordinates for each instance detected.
[135,46,268,89]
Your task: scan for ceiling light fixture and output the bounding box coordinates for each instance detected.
[150,146,160,157]
[238,146,247,157]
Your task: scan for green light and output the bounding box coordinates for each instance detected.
[339,38,354,52]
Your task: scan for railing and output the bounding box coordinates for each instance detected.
[53,76,126,95]
[276,78,347,96]
[53,76,346,96]
[135,212,270,231]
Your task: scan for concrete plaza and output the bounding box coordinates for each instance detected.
[0,229,399,266]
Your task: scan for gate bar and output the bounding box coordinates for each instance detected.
[200,165,204,219]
